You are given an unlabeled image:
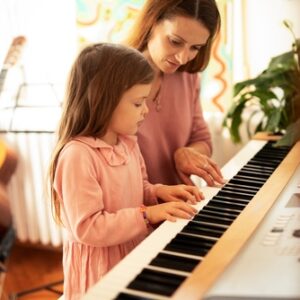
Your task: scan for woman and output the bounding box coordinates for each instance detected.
[125,0,225,186]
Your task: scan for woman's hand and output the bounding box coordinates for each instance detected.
[145,202,197,224]
[174,147,225,186]
[156,184,204,204]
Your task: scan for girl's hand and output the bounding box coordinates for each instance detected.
[174,147,225,186]
[156,184,204,204]
[145,202,197,224]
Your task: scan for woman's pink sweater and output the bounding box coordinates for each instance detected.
[138,72,212,184]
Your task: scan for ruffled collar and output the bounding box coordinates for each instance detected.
[74,135,137,166]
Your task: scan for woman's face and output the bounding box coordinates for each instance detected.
[145,15,210,74]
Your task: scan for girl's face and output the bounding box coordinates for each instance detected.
[104,83,152,145]
[145,15,210,74]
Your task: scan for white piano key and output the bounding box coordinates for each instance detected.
[161,250,203,261]
[83,187,223,300]
[179,231,220,241]
[146,264,190,277]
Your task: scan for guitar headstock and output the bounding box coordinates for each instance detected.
[2,36,27,70]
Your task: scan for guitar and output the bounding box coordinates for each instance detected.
[0,38,23,275]
[0,35,26,93]
[0,141,18,185]
[0,140,18,226]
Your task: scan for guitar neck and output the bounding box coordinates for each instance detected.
[0,35,26,94]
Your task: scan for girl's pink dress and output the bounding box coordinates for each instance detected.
[54,135,159,300]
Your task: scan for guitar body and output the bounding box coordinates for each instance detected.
[0,146,17,300]
[0,38,23,297]
[0,36,24,229]
[0,141,18,228]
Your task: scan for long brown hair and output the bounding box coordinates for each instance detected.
[48,43,154,223]
[126,0,221,73]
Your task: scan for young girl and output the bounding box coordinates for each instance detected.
[48,43,203,300]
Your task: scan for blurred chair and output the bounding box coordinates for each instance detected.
[0,141,64,298]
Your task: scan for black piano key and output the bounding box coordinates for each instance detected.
[213,195,249,205]
[258,150,287,158]
[232,173,268,183]
[127,268,186,296]
[164,240,208,257]
[248,156,279,165]
[256,152,285,160]
[228,177,264,188]
[149,252,200,272]
[254,149,282,157]
[193,213,232,227]
[253,154,282,163]
[217,188,253,200]
[267,148,290,156]
[214,192,252,203]
[224,182,259,193]
[249,156,281,166]
[182,221,225,237]
[232,174,268,184]
[240,165,273,176]
[221,186,256,197]
[188,220,227,232]
[246,161,275,171]
[114,293,152,300]
[164,233,215,256]
[242,162,274,172]
[196,211,235,224]
[205,202,241,214]
[209,198,246,210]
[201,206,238,220]
[235,171,270,181]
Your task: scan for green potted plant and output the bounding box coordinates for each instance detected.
[223,20,300,146]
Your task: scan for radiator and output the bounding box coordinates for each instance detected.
[0,82,65,247]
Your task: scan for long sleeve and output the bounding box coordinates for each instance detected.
[137,148,159,206]
[188,74,212,153]
[54,141,148,247]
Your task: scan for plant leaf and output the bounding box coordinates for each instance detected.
[268,51,295,72]
[226,28,300,145]
[229,102,245,143]
[275,118,300,146]
[265,108,282,132]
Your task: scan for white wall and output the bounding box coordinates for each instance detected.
[244,0,300,78]
[0,0,78,84]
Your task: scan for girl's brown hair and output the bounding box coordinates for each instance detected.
[48,43,154,223]
[125,0,221,73]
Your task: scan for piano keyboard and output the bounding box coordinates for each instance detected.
[205,157,300,299]
[82,140,293,300]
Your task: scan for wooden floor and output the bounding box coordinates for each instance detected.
[1,243,63,300]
